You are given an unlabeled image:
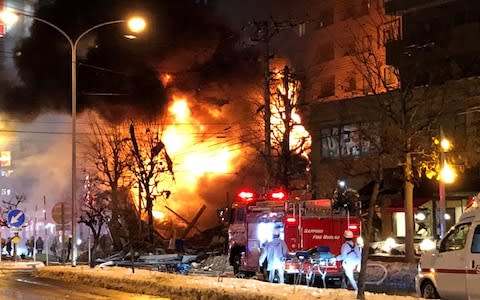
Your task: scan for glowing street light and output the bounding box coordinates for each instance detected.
[1,9,145,267]
[439,162,457,184]
[437,128,455,238]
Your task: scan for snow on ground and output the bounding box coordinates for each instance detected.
[33,263,422,300]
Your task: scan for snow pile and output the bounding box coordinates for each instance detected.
[34,266,420,300]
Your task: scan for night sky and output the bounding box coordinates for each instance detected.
[0,0,269,123]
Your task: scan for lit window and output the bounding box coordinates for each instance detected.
[0,151,11,167]
[383,65,397,87]
[1,188,11,196]
[298,23,306,37]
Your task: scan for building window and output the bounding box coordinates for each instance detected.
[0,170,12,177]
[383,27,394,44]
[0,151,11,167]
[343,42,355,57]
[321,128,340,158]
[316,42,335,63]
[379,19,401,47]
[356,0,370,16]
[322,123,378,158]
[319,75,335,98]
[362,35,373,52]
[343,75,357,92]
[341,4,355,21]
[363,76,374,95]
[318,7,334,28]
[298,23,306,37]
[383,65,397,87]
[377,0,384,10]
[341,124,361,156]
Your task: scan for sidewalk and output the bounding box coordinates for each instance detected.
[0,260,45,270]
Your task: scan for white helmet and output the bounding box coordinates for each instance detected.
[344,230,354,238]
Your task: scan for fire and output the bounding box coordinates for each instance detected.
[132,67,310,230]
[153,94,241,222]
[161,73,173,87]
[270,70,311,157]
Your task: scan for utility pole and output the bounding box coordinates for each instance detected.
[281,65,292,189]
[248,19,304,188]
[438,127,446,238]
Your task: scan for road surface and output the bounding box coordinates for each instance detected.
[0,269,167,300]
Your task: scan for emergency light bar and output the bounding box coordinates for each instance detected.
[271,191,286,200]
[286,217,297,223]
[348,224,358,230]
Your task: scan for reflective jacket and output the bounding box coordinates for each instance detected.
[259,237,289,271]
[337,240,361,270]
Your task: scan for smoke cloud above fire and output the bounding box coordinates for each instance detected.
[0,0,275,232]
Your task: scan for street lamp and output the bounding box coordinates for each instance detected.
[1,10,145,266]
[437,128,456,238]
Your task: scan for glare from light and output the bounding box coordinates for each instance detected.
[127,17,146,33]
[123,34,137,39]
[0,10,18,25]
[381,237,397,253]
[439,163,457,183]
[356,236,364,248]
[440,138,451,152]
[338,180,346,188]
[152,210,165,219]
[257,222,275,244]
[419,239,436,252]
[415,212,426,221]
[444,213,451,220]
[76,238,82,246]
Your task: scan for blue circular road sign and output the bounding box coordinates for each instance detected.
[7,209,25,228]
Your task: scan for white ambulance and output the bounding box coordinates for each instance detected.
[416,194,480,299]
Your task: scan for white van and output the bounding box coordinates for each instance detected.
[416,195,480,299]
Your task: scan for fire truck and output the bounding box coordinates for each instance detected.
[227,188,361,286]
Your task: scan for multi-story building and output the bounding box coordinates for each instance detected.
[386,0,480,84]
[301,0,480,239]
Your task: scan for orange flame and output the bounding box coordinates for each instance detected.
[151,94,242,225]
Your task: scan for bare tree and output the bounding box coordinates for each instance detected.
[129,122,174,243]
[78,175,111,267]
[342,13,450,265]
[0,194,27,227]
[82,115,133,250]
[269,65,311,192]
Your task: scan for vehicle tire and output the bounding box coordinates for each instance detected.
[421,281,439,299]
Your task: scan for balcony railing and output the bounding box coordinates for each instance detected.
[385,0,456,15]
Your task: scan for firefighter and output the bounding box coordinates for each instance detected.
[229,243,245,276]
[259,229,289,284]
[337,230,361,291]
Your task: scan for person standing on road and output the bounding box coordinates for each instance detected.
[337,230,361,291]
[259,229,289,284]
[26,237,34,256]
[36,236,44,254]
[5,237,12,256]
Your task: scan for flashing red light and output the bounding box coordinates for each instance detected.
[271,191,286,200]
[238,191,254,202]
[348,224,358,230]
[286,217,297,223]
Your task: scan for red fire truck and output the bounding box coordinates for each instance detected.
[227,188,361,286]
